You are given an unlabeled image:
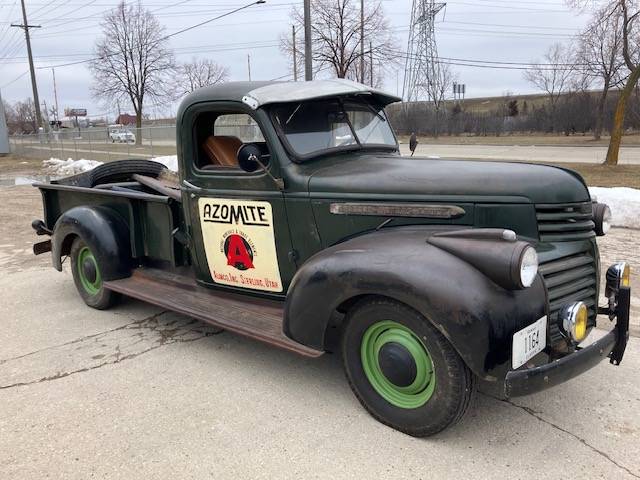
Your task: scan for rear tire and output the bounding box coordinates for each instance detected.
[70,237,118,310]
[342,298,475,437]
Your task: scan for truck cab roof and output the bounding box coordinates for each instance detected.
[177,79,402,120]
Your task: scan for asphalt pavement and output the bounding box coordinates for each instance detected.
[400,143,640,164]
[1,184,639,479]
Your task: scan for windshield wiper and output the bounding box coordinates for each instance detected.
[285,103,302,125]
[359,99,386,122]
[338,98,362,148]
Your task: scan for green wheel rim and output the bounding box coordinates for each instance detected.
[77,246,101,296]
[360,320,435,409]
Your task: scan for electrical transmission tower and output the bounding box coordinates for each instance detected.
[402,0,445,102]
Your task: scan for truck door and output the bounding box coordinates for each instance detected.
[180,103,296,298]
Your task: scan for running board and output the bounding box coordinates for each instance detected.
[104,268,323,358]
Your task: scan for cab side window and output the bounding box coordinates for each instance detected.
[195,112,268,170]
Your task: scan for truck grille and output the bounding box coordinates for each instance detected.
[538,248,598,344]
[536,202,595,242]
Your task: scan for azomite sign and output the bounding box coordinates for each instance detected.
[199,198,283,292]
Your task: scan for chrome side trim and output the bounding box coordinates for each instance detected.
[329,202,466,219]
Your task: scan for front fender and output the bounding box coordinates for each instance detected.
[284,226,546,381]
[51,205,131,281]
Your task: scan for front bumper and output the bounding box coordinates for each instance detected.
[505,286,630,397]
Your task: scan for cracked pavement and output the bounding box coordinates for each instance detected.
[1,183,639,479]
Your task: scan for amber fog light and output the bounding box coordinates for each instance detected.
[606,262,630,298]
[561,302,588,343]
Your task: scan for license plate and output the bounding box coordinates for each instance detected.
[512,316,547,369]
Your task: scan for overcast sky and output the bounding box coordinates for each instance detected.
[0,0,591,120]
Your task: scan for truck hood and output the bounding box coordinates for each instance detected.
[306,154,590,204]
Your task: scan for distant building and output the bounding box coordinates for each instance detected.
[116,114,136,126]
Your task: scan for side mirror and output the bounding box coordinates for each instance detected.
[237,143,269,173]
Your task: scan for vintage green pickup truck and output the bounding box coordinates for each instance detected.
[32,79,630,437]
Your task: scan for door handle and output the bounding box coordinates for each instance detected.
[182,180,202,191]
[181,180,202,198]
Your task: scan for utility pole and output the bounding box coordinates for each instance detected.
[52,68,60,123]
[369,41,373,87]
[42,99,50,129]
[292,25,297,81]
[11,0,43,131]
[247,54,252,81]
[303,0,312,80]
[360,0,365,84]
[0,90,10,155]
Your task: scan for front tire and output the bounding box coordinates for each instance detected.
[70,237,118,310]
[342,298,475,437]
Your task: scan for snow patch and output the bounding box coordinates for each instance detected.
[589,186,640,229]
[150,155,178,172]
[43,154,179,176]
[43,158,103,175]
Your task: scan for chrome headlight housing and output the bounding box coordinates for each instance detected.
[517,246,539,289]
[605,262,630,298]
[592,203,611,236]
[561,301,589,343]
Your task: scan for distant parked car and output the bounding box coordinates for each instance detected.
[108,124,136,143]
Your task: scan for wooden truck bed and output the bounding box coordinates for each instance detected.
[104,268,324,358]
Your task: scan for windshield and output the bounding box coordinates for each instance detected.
[271,97,397,158]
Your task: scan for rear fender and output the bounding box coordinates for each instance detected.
[51,206,132,280]
[284,227,546,381]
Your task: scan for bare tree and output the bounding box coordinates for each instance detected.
[569,0,640,164]
[605,0,640,164]
[90,1,175,145]
[577,7,625,140]
[427,63,455,137]
[3,99,37,134]
[179,58,229,95]
[524,43,576,132]
[280,0,398,83]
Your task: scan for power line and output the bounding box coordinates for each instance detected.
[442,20,579,31]
[41,0,102,24]
[0,70,28,89]
[164,0,266,39]
[28,0,66,21]
[390,49,592,72]
[0,0,18,44]
[3,39,281,62]
[445,0,570,12]
[32,0,267,70]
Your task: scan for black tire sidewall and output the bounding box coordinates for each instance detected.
[342,299,472,436]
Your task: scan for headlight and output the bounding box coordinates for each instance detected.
[606,262,630,297]
[518,246,538,288]
[592,203,611,236]
[428,229,539,290]
[561,301,588,343]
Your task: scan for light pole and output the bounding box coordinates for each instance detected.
[303,0,312,80]
[11,0,43,131]
[292,25,297,81]
[360,0,365,84]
